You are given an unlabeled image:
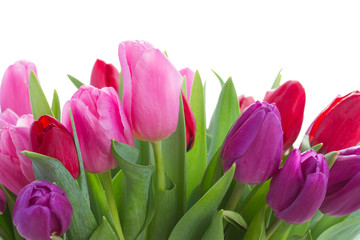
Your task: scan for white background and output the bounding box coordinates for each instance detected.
[1,0,360,146]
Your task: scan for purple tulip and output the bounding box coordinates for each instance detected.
[0,60,37,116]
[0,109,34,194]
[13,180,73,240]
[266,149,329,224]
[0,188,5,214]
[118,40,183,142]
[320,147,360,216]
[221,101,283,184]
[62,85,134,173]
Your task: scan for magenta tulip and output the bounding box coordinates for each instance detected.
[179,68,195,102]
[0,109,34,194]
[13,180,72,240]
[90,59,120,92]
[238,94,255,112]
[182,92,196,151]
[0,60,37,116]
[118,40,183,142]
[62,85,134,173]
[0,188,5,214]
[30,115,79,179]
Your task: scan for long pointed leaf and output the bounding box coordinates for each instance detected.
[51,89,61,121]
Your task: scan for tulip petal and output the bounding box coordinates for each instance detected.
[130,48,183,141]
[48,192,73,235]
[275,172,328,224]
[0,109,19,126]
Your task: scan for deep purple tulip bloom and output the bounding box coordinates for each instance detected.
[0,188,5,214]
[267,149,329,224]
[13,180,73,240]
[320,147,360,216]
[221,101,283,184]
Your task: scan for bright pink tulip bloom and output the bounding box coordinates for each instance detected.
[0,109,34,194]
[179,68,195,102]
[62,85,134,173]
[238,94,255,112]
[0,188,5,214]
[0,60,37,116]
[90,59,120,93]
[118,40,183,142]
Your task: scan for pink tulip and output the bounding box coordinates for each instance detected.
[118,40,183,142]
[0,109,34,194]
[0,61,37,116]
[62,85,134,173]
[238,94,255,112]
[90,59,120,93]
[179,68,195,102]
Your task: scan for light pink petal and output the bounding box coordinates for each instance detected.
[16,114,34,128]
[0,109,19,126]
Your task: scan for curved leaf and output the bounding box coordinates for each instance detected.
[201,210,224,240]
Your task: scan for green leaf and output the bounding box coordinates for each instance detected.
[243,205,267,240]
[111,140,154,240]
[317,217,360,240]
[310,214,347,239]
[0,204,14,240]
[119,72,124,101]
[199,148,223,197]
[186,71,207,202]
[23,151,97,240]
[325,151,339,168]
[51,89,61,121]
[288,231,313,240]
[67,74,84,89]
[288,220,311,237]
[201,210,224,240]
[207,78,240,162]
[271,69,282,89]
[181,76,187,96]
[268,221,291,240]
[311,143,323,152]
[211,69,225,87]
[134,139,152,166]
[168,164,235,240]
[28,71,54,120]
[89,217,118,240]
[223,210,248,230]
[162,96,187,221]
[68,109,89,206]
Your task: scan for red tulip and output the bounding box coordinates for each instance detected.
[238,94,255,112]
[264,80,306,149]
[308,91,360,153]
[90,59,120,93]
[30,115,79,179]
[182,92,196,151]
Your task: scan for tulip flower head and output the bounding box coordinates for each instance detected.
[308,91,360,153]
[0,109,34,194]
[13,180,73,240]
[90,59,120,93]
[221,101,283,184]
[30,115,79,179]
[264,80,306,150]
[266,149,329,224]
[0,60,37,116]
[181,92,196,151]
[62,85,134,173]
[238,94,255,112]
[118,40,183,142]
[320,146,360,216]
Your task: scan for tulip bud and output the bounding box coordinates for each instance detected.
[179,68,195,102]
[308,91,360,153]
[0,60,37,116]
[118,40,183,142]
[0,109,34,194]
[320,146,360,216]
[62,85,134,173]
[13,180,73,240]
[221,101,283,184]
[90,59,120,93]
[0,188,5,214]
[266,149,329,224]
[29,115,79,179]
[264,80,306,150]
[238,94,255,112]
[182,92,196,151]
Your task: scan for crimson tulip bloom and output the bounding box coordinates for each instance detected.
[264,80,306,150]
[182,92,196,151]
[118,40,183,142]
[267,149,329,224]
[320,147,360,216]
[0,60,37,116]
[308,91,360,153]
[30,115,79,179]
[90,59,120,93]
[238,94,255,112]
[13,180,72,240]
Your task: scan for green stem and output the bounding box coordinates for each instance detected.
[0,226,11,240]
[101,171,125,240]
[151,141,166,191]
[266,217,282,239]
[225,181,245,211]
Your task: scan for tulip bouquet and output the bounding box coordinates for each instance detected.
[1,41,360,240]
